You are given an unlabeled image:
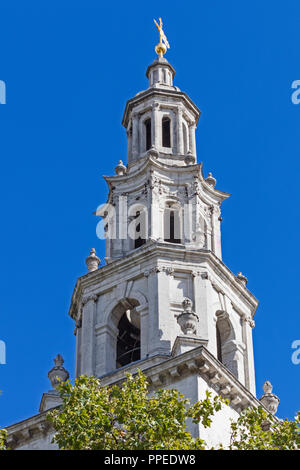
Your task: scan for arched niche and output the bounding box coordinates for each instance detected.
[215,310,239,378]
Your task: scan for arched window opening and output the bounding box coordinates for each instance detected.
[216,325,222,363]
[164,207,181,243]
[116,309,140,368]
[182,123,188,154]
[145,118,152,151]
[162,117,171,148]
[134,210,146,249]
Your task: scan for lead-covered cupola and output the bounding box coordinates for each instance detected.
[122,30,201,168]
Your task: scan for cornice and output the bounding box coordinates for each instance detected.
[104,155,202,184]
[122,88,201,128]
[99,346,263,414]
[5,346,271,449]
[5,409,53,449]
[104,158,230,206]
[68,243,258,320]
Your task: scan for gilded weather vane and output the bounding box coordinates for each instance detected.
[154,17,170,58]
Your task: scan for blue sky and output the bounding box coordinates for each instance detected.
[0,0,299,427]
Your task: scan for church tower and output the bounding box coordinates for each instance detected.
[5,22,282,450]
[68,21,260,445]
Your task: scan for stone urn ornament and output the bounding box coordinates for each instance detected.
[259,380,280,415]
[85,248,100,272]
[177,298,199,335]
[48,354,69,390]
[115,160,127,176]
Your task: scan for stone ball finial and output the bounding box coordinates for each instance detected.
[205,172,217,187]
[48,354,69,390]
[182,297,193,313]
[184,151,196,165]
[236,272,248,286]
[115,160,127,176]
[259,380,280,415]
[86,248,100,272]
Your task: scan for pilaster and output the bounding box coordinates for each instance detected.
[81,294,98,376]
[243,316,256,396]
[192,271,210,342]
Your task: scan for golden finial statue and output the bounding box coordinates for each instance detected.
[154,17,170,58]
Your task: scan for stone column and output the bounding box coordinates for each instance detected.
[177,106,184,155]
[81,294,98,376]
[183,200,193,244]
[132,113,139,160]
[151,102,160,149]
[95,323,119,376]
[127,126,132,163]
[189,123,196,156]
[150,198,159,241]
[136,304,149,358]
[243,316,256,396]
[105,227,111,264]
[146,267,171,356]
[192,272,209,342]
[211,205,222,259]
[75,319,82,378]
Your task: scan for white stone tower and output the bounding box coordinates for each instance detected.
[5,28,280,450]
[67,38,261,446]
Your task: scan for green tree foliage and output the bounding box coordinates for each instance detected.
[0,429,7,451]
[229,406,300,450]
[47,370,225,450]
[2,373,299,451]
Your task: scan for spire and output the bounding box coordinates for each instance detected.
[122,23,200,165]
[145,18,175,89]
[153,17,170,58]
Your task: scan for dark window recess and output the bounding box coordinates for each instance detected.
[134,211,146,249]
[162,117,171,148]
[145,119,152,151]
[116,312,140,368]
[216,325,222,363]
[164,209,181,243]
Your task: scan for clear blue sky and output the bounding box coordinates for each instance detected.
[0,0,299,427]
